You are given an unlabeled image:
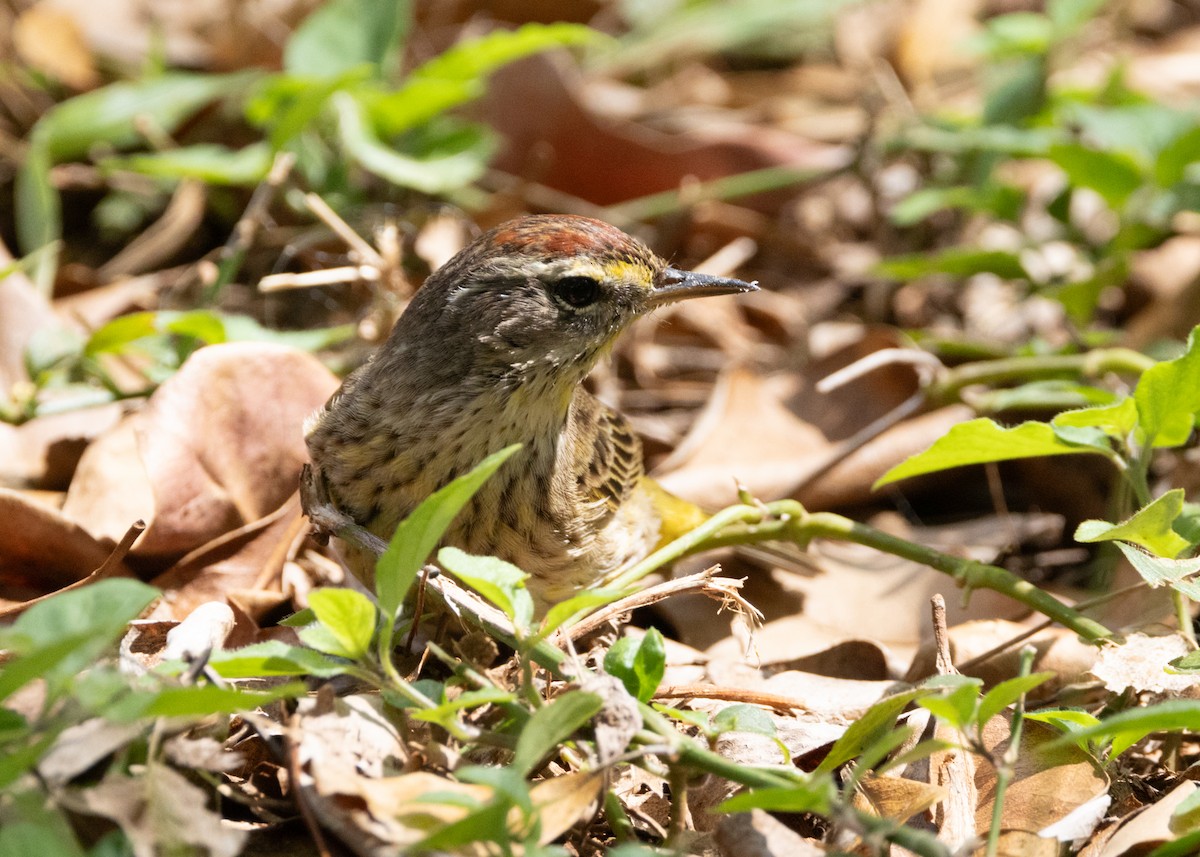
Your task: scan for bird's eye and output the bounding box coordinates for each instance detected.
[552,276,602,309]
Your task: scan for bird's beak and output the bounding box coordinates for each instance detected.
[648,268,758,308]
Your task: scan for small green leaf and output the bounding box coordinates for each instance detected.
[308,588,378,660]
[1048,143,1144,210]
[975,672,1055,726]
[206,641,348,678]
[298,623,358,659]
[375,444,520,619]
[1044,700,1200,758]
[1134,327,1200,448]
[373,23,602,135]
[918,675,983,731]
[1075,489,1191,558]
[84,310,228,356]
[1110,543,1200,600]
[717,780,833,815]
[816,687,934,774]
[1170,787,1200,834]
[712,704,777,738]
[105,682,307,722]
[280,607,316,627]
[1154,126,1200,187]
[875,248,1029,281]
[333,92,493,193]
[0,579,159,698]
[104,143,273,186]
[876,418,1102,488]
[1047,0,1108,33]
[890,184,1024,226]
[1052,397,1139,441]
[437,547,534,632]
[284,0,409,78]
[1168,649,1200,673]
[603,629,666,704]
[510,690,603,776]
[1024,707,1101,732]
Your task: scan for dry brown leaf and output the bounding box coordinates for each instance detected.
[906,620,1099,698]
[0,243,64,392]
[1090,632,1200,699]
[63,342,338,559]
[974,717,1110,849]
[478,53,847,211]
[147,495,303,622]
[854,772,947,825]
[0,404,126,489]
[705,614,890,684]
[790,513,1064,661]
[0,487,127,608]
[61,764,246,857]
[715,809,827,856]
[13,4,99,89]
[1090,780,1198,857]
[528,770,605,845]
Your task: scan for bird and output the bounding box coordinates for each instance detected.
[304,214,757,608]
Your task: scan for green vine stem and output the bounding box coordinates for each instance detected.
[925,347,1156,407]
[615,499,1113,643]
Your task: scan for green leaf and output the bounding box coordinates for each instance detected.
[875,418,1102,488]
[104,143,273,186]
[298,622,357,659]
[1134,327,1200,448]
[889,184,1024,226]
[603,629,666,704]
[32,72,255,162]
[875,248,1029,281]
[816,687,934,774]
[206,641,348,678]
[1171,787,1200,834]
[918,675,983,731]
[308,588,378,660]
[1048,143,1144,210]
[373,23,602,136]
[975,672,1055,726]
[375,444,521,619]
[333,92,493,193]
[1169,649,1200,674]
[1110,543,1200,600]
[1023,707,1101,733]
[1044,700,1200,758]
[284,0,409,78]
[1154,126,1200,187]
[14,146,58,273]
[1147,830,1200,857]
[105,682,307,722]
[979,12,1055,57]
[1052,397,1138,441]
[0,579,159,699]
[1075,489,1191,558]
[717,780,833,815]
[220,315,357,352]
[1047,0,1108,33]
[437,547,534,632]
[712,704,777,738]
[84,310,227,356]
[510,691,603,777]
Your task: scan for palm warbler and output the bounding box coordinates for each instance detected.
[305,215,756,607]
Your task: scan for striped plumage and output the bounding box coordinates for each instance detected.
[305,215,755,607]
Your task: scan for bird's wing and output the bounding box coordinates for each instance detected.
[570,393,644,524]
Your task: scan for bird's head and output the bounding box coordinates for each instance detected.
[391,214,757,390]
